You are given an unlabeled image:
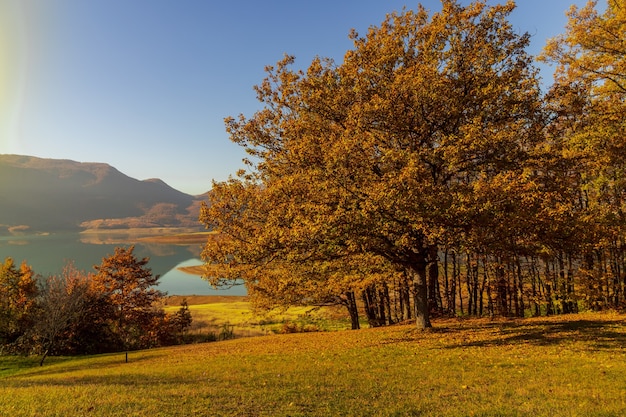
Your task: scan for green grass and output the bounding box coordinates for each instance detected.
[2,312,626,416]
[165,297,351,338]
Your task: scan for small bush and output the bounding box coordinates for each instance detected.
[301,324,320,333]
[280,322,320,334]
[281,322,299,334]
[218,324,235,341]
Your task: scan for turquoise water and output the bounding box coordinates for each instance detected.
[159,258,247,296]
[0,233,245,296]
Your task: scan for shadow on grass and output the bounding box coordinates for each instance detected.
[437,316,626,351]
[3,349,170,380]
[1,370,204,390]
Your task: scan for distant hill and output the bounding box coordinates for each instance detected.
[0,155,206,233]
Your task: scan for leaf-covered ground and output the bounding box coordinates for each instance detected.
[2,312,626,416]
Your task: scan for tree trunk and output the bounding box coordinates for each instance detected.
[427,245,442,316]
[381,283,392,325]
[378,287,387,325]
[362,286,383,327]
[457,258,464,315]
[495,264,508,317]
[450,250,457,316]
[39,348,50,367]
[443,248,451,315]
[400,272,412,320]
[479,260,487,317]
[410,263,432,329]
[530,257,540,317]
[516,256,525,318]
[345,291,360,330]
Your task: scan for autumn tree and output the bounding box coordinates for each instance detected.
[541,0,626,309]
[202,0,545,328]
[0,258,38,349]
[30,262,93,366]
[92,246,164,361]
[170,298,193,343]
[201,207,372,330]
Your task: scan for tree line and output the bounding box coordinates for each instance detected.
[199,0,626,329]
[0,246,191,365]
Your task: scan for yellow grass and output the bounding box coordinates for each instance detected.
[164,296,350,338]
[2,312,626,416]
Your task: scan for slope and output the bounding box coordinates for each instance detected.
[0,154,204,233]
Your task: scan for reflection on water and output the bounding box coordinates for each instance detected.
[159,258,247,296]
[0,233,245,296]
[7,240,29,245]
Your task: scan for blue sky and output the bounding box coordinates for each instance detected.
[1,0,593,195]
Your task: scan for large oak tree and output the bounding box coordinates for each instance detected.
[201,0,544,328]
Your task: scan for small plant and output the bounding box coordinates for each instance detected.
[218,324,235,341]
[280,321,320,334]
[203,332,217,343]
[281,321,299,334]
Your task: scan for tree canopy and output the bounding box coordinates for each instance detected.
[201,0,551,328]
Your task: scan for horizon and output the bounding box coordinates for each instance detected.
[0,152,208,195]
[0,0,593,195]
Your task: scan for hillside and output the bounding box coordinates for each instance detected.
[0,154,205,233]
[2,312,626,416]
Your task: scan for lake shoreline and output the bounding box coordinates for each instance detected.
[79,227,213,245]
[0,231,242,296]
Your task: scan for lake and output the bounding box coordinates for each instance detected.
[0,232,246,296]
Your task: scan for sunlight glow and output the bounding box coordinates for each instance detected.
[0,1,24,154]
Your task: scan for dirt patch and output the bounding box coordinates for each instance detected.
[177,265,206,275]
[137,232,213,244]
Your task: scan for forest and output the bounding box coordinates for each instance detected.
[200,0,626,329]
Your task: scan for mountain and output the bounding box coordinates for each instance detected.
[0,154,205,233]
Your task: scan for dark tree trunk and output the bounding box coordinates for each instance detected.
[516,256,525,318]
[479,259,487,317]
[466,253,473,316]
[486,269,494,319]
[377,287,387,326]
[567,255,578,313]
[427,245,443,316]
[443,248,451,315]
[345,291,360,330]
[400,272,412,320]
[457,253,464,315]
[495,264,508,317]
[362,286,383,327]
[544,261,554,316]
[530,257,540,317]
[450,250,458,316]
[40,347,50,367]
[411,262,432,329]
[381,282,392,325]
[472,259,479,316]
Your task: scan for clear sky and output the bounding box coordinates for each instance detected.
[0,0,593,196]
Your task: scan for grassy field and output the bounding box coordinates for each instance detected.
[163,296,351,338]
[2,311,626,416]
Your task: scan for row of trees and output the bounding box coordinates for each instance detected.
[200,0,626,329]
[0,246,191,365]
